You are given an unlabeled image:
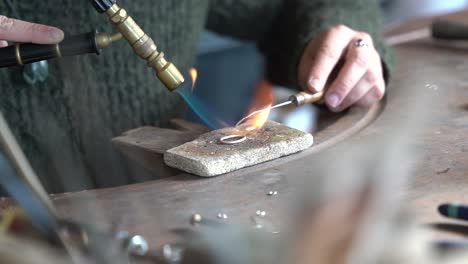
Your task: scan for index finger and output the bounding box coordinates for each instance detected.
[300,25,355,92]
[0,16,64,44]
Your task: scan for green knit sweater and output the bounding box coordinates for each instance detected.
[0,0,392,193]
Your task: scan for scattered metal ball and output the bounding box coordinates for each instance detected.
[217,213,228,220]
[191,213,203,225]
[127,235,149,256]
[256,210,267,217]
[162,244,185,263]
[267,191,278,196]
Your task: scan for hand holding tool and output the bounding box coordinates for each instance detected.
[0,0,184,91]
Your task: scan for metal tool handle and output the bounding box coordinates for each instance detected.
[0,112,60,242]
[0,31,100,68]
[90,0,116,13]
[432,20,468,40]
[289,91,325,106]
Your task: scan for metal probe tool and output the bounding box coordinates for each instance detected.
[236,91,324,127]
[386,19,468,46]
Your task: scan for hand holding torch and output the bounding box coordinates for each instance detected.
[0,0,185,91]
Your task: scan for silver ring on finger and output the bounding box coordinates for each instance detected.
[354,39,369,48]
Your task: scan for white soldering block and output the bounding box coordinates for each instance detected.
[164,121,313,177]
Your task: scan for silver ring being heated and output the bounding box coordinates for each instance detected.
[354,39,369,48]
[220,135,247,145]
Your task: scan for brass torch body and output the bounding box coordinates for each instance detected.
[105,4,184,91]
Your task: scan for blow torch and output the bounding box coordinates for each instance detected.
[0,0,184,91]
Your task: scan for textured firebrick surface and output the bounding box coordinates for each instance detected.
[164,121,314,177]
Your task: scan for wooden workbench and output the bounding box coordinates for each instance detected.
[48,11,468,248]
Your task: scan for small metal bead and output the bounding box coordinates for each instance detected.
[267,191,278,196]
[162,244,185,263]
[217,213,228,220]
[256,210,267,217]
[127,235,149,256]
[191,213,203,225]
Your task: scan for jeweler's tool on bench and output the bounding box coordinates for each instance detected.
[386,19,468,46]
[0,113,59,241]
[0,111,153,262]
[0,0,184,91]
[236,91,324,127]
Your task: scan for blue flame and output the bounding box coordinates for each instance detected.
[176,83,227,129]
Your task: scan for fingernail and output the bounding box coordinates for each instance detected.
[327,93,340,108]
[308,78,322,92]
[49,28,64,42]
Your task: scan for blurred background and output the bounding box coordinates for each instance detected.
[187,0,468,132]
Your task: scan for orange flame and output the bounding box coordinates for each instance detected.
[189,68,198,91]
[240,80,274,132]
